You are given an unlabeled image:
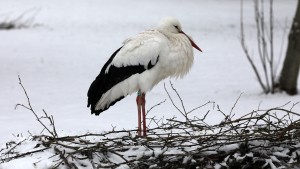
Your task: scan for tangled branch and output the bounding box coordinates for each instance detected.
[1,78,300,168]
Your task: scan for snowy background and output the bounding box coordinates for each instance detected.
[0,0,299,145]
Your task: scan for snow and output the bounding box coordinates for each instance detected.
[264,159,277,169]
[0,137,57,169]
[0,0,299,168]
[218,143,239,153]
[214,163,222,169]
[270,155,281,163]
[273,149,290,158]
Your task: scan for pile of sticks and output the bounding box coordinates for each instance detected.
[1,78,300,169]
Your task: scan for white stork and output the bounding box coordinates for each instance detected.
[87,17,202,137]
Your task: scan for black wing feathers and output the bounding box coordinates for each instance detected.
[87,47,159,115]
[87,47,122,111]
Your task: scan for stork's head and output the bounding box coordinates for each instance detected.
[158,17,202,52]
[158,17,183,34]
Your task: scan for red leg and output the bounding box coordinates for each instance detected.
[141,93,147,137]
[136,94,142,136]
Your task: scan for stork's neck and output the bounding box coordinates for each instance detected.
[157,30,194,79]
[157,29,173,40]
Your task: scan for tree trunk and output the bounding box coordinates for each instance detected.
[279,0,300,95]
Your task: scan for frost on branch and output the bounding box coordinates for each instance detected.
[1,79,300,169]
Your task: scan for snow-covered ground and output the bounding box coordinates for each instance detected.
[0,0,299,146]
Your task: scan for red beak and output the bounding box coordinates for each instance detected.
[180,31,202,52]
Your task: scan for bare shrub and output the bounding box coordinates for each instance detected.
[0,8,40,30]
[240,0,287,94]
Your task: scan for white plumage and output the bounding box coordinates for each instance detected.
[87,17,202,136]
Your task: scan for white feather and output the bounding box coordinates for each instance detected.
[96,18,196,111]
[105,30,166,73]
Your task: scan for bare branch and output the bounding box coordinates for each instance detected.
[15,75,57,138]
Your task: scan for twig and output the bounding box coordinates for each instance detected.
[146,99,166,116]
[15,75,57,138]
[229,93,243,117]
[169,81,187,115]
[164,82,185,117]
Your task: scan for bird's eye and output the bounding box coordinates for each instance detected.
[174,25,179,30]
